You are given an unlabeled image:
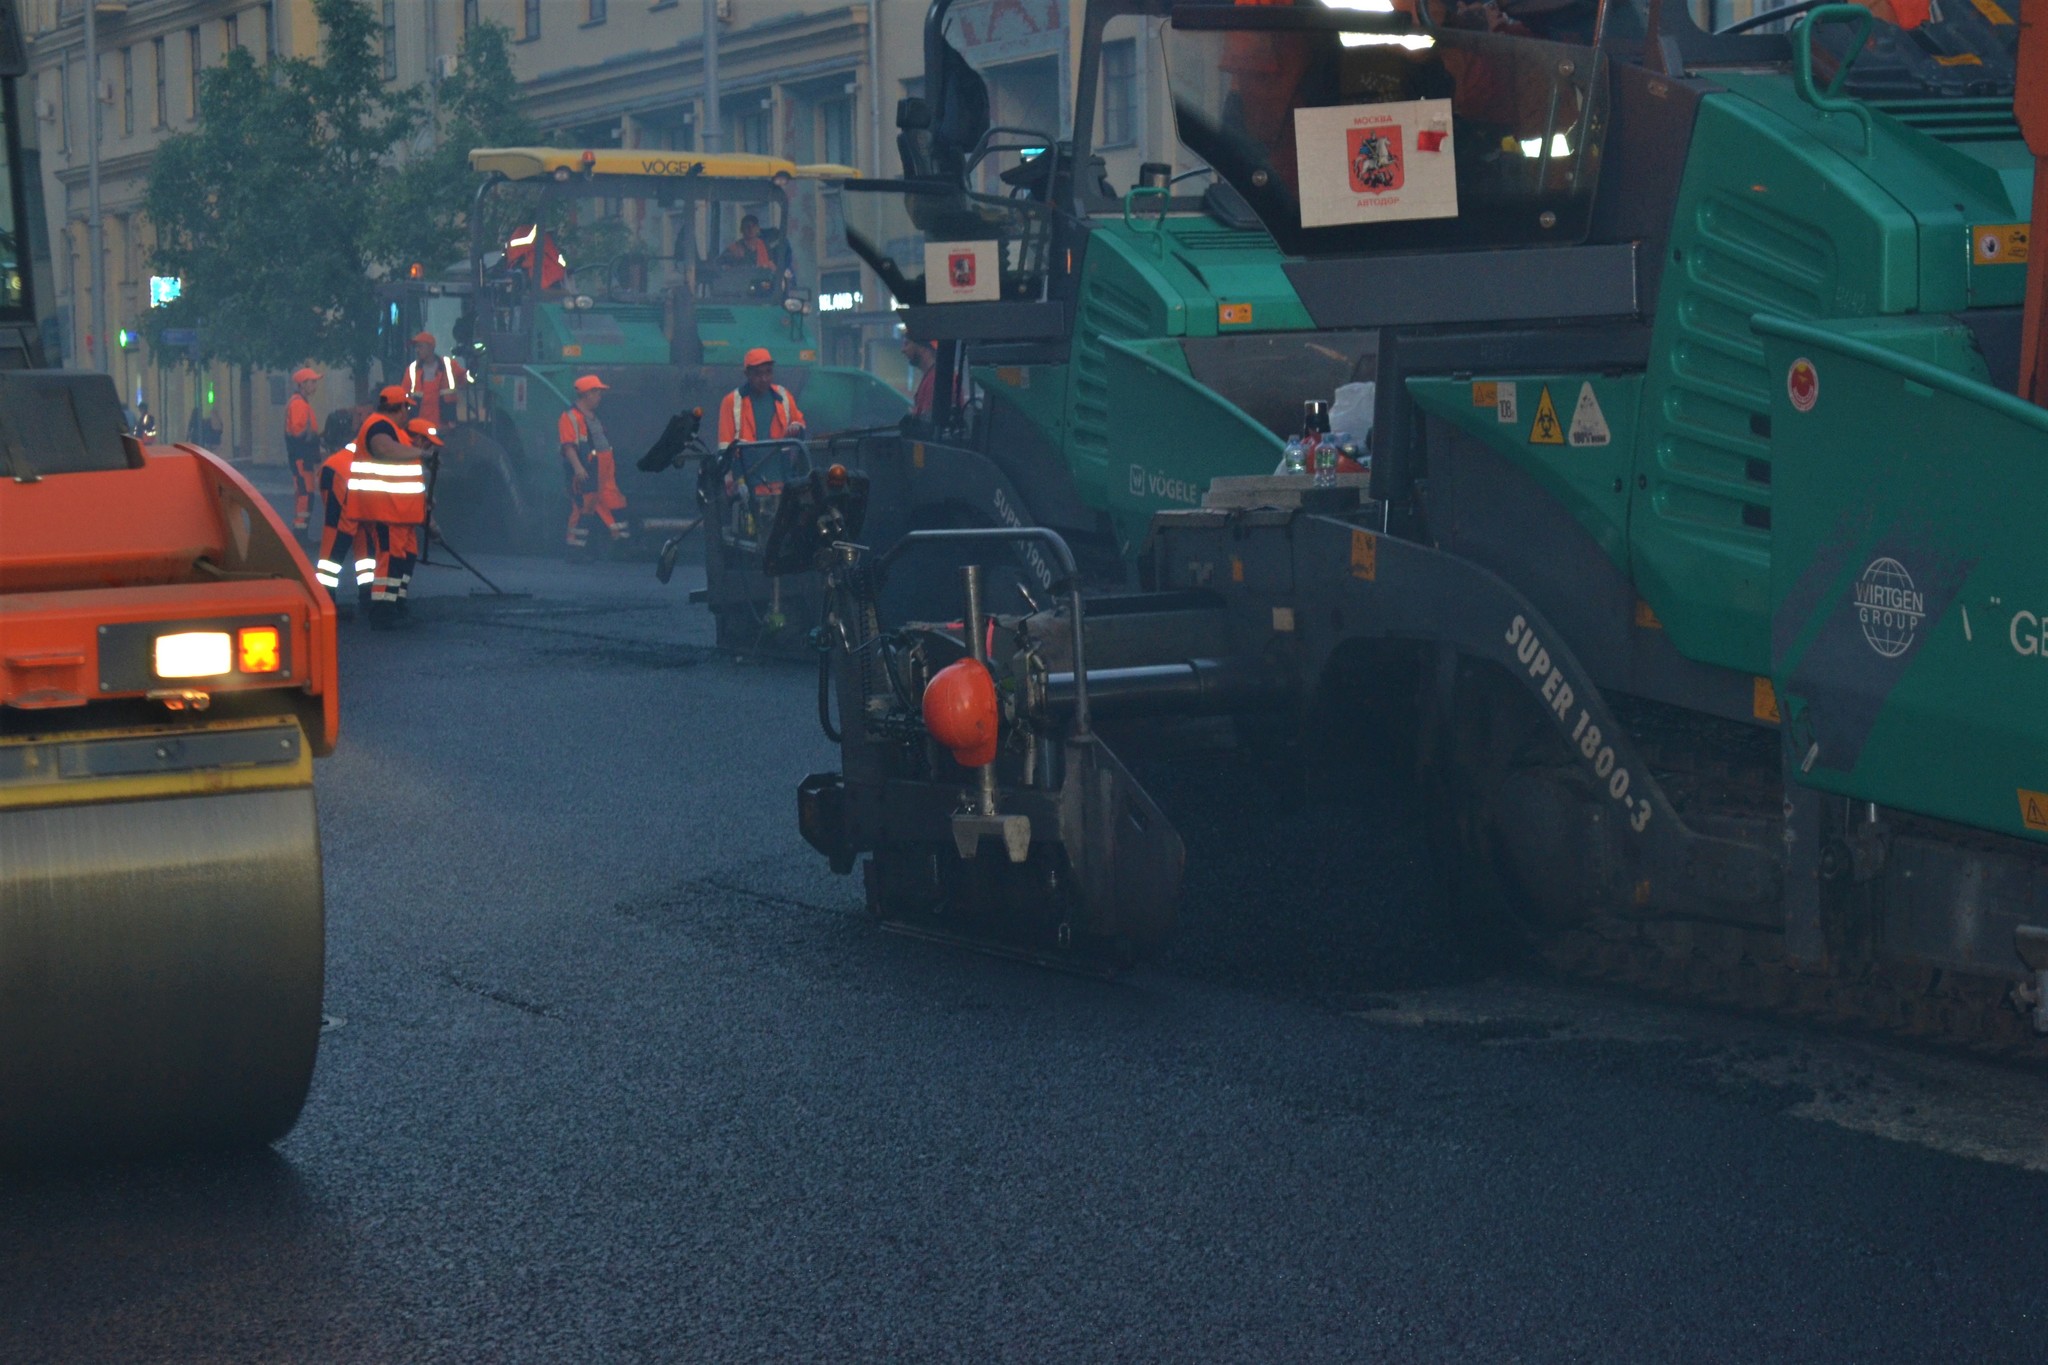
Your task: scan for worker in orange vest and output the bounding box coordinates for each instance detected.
[362,416,443,617]
[349,386,429,628]
[405,331,471,428]
[314,438,371,613]
[716,348,807,446]
[720,214,775,270]
[560,374,629,552]
[285,367,323,534]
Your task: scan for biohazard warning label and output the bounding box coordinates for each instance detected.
[1568,382,1610,447]
[1295,100,1457,228]
[2020,789,2048,833]
[1528,386,1564,445]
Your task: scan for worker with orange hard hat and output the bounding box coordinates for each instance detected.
[361,416,442,615]
[348,386,428,627]
[560,374,629,551]
[405,331,471,428]
[285,367,323,534]
[716,347,806,446]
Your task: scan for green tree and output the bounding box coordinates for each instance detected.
[146,0,415,387]
[372,22,537,277]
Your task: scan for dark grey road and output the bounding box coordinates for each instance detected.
[5,550,2046,1363]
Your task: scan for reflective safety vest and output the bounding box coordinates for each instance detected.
[406,355,467,424]
[717,384,803,445]
[348,414,428,524]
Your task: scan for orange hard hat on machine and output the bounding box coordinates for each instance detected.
[922,659,999,769]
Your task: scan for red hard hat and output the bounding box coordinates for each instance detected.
[291,367,321,384]
[406,418,445,447]
[922,659,999,769]
[573,374,608,394]
[411,331,436,346]
[742,347,774,369]
[378,384,414,409]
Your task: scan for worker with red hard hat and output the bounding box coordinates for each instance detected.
[716,347,806,446]
[405,331,471,428]
[348,386,428,627]
[560,374,629,552]
[285,367,323,534]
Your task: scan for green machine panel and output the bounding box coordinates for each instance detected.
[1760,316,2048,846]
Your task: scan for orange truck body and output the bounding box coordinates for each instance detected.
[0,442,338,752]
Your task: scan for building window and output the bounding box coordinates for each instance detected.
[1100,39,1136,148]
[120,47,134,138]
[731,102,769,155]
[188,27,202,119]
[463,0,479,33]
[153,37,167,128]
[264,1,277,62]
[57,59,68,152]
[819,97,853,168]
[587,0,607,22]
[381,0,398,81]
[224,13,238,52]
[523,0,541,40]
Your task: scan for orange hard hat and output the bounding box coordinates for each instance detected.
[378,384,414,409]
[406,418,444,447]
[742,347,774,369]
[411,331,436,346]
[922,658,999,769]
[291,367,322,384]
[573,374,608,394]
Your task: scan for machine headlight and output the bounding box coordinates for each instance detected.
[154,631,232,679]
[783,297,807,315]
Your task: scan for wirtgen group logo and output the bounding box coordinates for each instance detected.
[1854,557,1923,658]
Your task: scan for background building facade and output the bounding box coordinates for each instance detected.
[19,0,1227,461]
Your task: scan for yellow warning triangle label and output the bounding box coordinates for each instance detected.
[1528,386,1564,445]
[2020,789,2048,833]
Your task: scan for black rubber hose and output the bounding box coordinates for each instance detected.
[817,643,841,744]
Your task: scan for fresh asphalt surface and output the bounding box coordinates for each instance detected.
[5,539,2048,1362]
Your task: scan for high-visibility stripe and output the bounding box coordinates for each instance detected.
[348,478,429,494]
[315,571,339,587]
[317,559,342,573]
[355,558,376,570]
[351,460,425,477]
[355,568,376,586]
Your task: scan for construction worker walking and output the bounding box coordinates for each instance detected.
[285,368,324,534]
[560,374,629,553]
[716,348,807,445]
[348,386,429,628]
[405,332,471,429]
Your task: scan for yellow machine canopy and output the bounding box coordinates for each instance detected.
[469,146,857,198]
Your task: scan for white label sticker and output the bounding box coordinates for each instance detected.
[923,240,1001,303]
[1568,382,1610,447]
[1495,381,1518,423]
[1293,100,1459,228]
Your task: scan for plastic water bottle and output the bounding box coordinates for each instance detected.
[1313,436,1337,488]
[1276,435,1310,476]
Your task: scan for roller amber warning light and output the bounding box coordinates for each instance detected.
[238,626,283,674]
[153,631,232,679]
